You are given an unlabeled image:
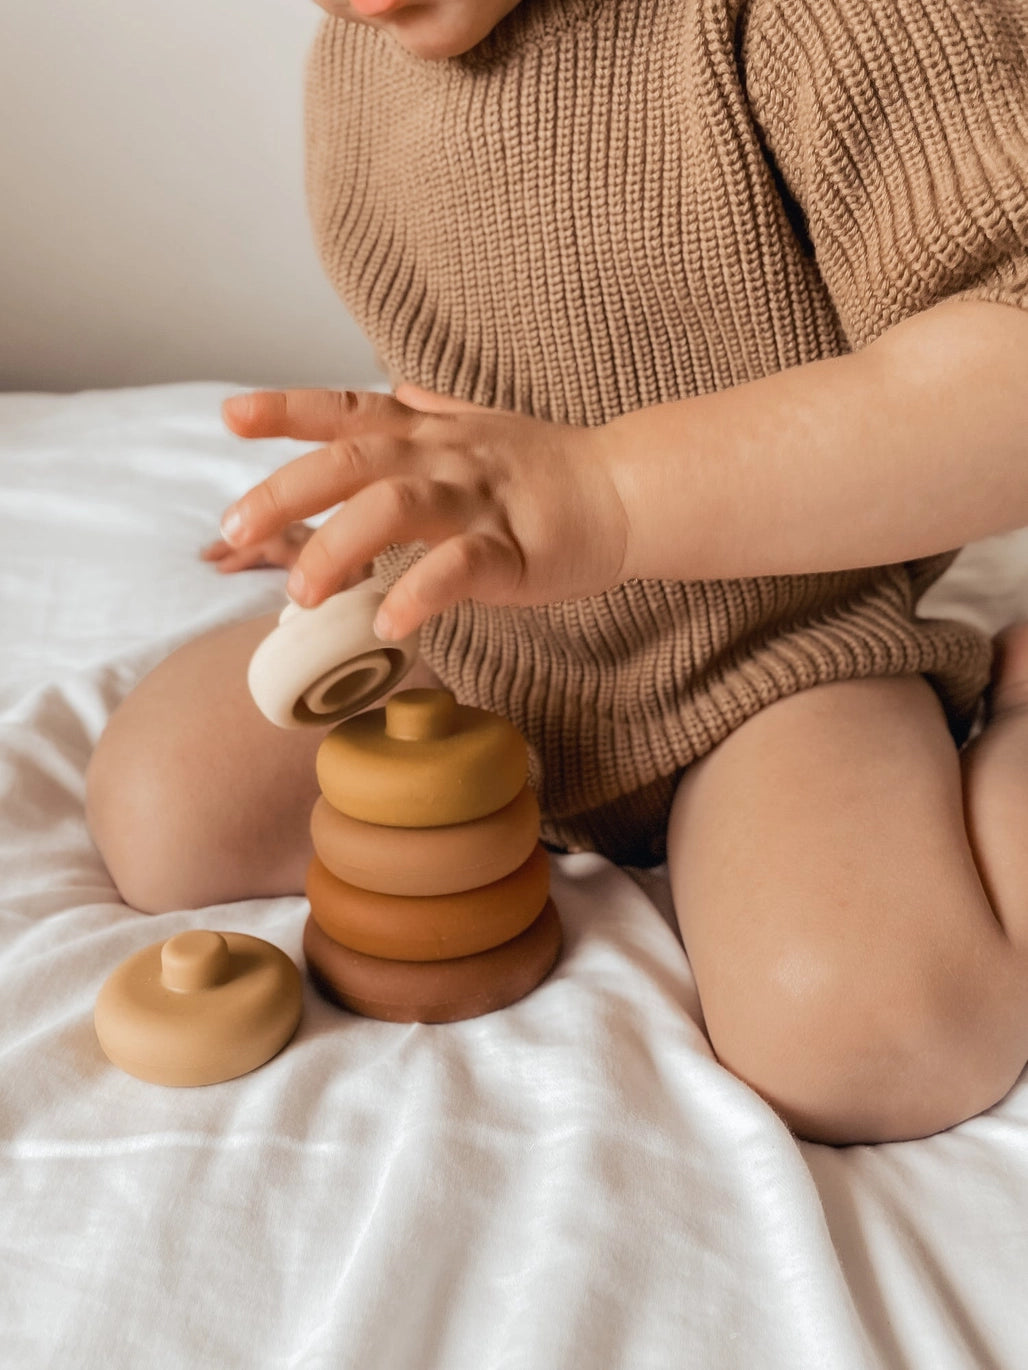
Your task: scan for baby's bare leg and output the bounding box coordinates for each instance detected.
[665,666,1028,1146]
[961,624,1028,932]
[86,613,440,914]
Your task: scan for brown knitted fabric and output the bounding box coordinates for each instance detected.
[304,0,1028,864]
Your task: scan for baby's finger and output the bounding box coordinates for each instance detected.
[222,388,416,442]
[220,434,417,547]
[394,384,493,415]
[376,534,523,640]
[286,478,470,607]
[212,547,275,574]
[199,540,231,562]
[200,540,275,571]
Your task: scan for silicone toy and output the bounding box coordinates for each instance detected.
[246,589,563,1022]
[247,590,420,728]
[309,785,541,895]
[303,899,562,1023]
[316,688,528,827]
[93,586,561,1079]
[246,588,562,1021]
[94,930,303,1086]
[306,842,551,960]
[304,670,563,1021]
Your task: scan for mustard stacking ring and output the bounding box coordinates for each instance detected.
[247,588,420,729]
[316,688,529,827]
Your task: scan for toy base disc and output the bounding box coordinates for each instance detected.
[303,900,562,1023]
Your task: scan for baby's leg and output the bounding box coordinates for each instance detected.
[85,613,441,914]
[665,654,1028,1146]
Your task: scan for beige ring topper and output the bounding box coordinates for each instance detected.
[94,931,304,1086]
[247,587,421,729]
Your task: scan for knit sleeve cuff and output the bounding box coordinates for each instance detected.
[740,0,1028,348]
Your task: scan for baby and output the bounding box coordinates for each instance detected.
[86,0,1028,1146]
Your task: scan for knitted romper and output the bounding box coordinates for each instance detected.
[304,0,1028,865]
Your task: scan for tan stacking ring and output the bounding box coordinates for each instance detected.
[310,784,541,895]
[303,899,563,1023]
[94,931,303,1086]
[306,842,550,961]
[317,688,528,827]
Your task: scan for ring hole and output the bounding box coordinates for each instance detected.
[292,649,410,725]
[320,666,380,712]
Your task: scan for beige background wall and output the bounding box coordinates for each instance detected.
[1,0,382,392]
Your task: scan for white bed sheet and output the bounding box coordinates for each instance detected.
[2,382,1027,1370]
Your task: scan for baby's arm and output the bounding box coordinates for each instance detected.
[604,296,1028,584]
[217,297,1027,635]
[688,0,1028,587]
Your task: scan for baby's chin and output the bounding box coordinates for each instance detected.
[320,3,505,59]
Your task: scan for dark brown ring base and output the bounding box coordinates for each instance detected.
[303,899,562,1023]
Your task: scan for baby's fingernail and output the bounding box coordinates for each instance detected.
[373,609,395,641]
[287,568,308,603]
[225,394,254,419]
[220,509,244,544]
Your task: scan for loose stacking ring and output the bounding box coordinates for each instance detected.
[247,587,420,729]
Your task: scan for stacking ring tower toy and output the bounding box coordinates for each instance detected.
[248,585,563,1022]
[93,584,562,1086]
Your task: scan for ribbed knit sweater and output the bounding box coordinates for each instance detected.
[305,0,1028,863]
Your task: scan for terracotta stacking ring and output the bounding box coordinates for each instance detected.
[303,899,563,1023]
[306,842,550,961]
[310,784,541,895]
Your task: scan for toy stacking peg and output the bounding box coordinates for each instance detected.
[304,687,562,1022]
[247,586,563,1022]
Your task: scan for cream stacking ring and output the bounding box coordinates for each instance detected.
[247,588,420,729]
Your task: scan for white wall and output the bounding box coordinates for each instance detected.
[1,0,382,392]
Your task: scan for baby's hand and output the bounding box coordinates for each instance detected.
[218,385,629,640]
[200,522,314,574]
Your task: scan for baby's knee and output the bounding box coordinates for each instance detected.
[707,940,1022,1145]
[84,611,330,912]
[85,711,190,914]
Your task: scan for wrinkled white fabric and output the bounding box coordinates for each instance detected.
[1,383,1027,1370]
